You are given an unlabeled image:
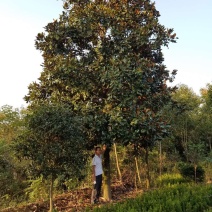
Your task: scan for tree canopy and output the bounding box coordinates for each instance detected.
[25,0,177,148]
[14,104,88,180]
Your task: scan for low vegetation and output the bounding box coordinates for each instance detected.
[90,184,212,212]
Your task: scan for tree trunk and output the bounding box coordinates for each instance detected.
[159,140,162,177]
[145,147,150,189]
[49,176,54,212]
[208,137,212,151]
[135,156,141,186]
[194,164,197,184]
[113,143,122,183]
[134,172,137,191]
[103,147,112,201]
[184,119,188,162]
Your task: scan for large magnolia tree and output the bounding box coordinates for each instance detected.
[25,0,177,198]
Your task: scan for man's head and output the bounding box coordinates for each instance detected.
[95,146,101,156]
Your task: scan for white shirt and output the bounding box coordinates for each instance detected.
[92,154,103,176]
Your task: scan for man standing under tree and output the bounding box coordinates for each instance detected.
[92,145,106,203]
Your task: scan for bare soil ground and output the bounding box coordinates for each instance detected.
[2,182,143,212]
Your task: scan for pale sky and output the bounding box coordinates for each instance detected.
[0,0,211,108]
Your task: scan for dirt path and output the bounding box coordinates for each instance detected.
[2,183,143,212]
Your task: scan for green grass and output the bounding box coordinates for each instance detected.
[89,184,212,212]
[155,173,188,187]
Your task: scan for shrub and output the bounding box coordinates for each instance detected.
[91,184,212,212]
[179,163,205,182]
[155,173,188,187]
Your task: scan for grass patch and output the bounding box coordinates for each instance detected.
[89,184,212,212]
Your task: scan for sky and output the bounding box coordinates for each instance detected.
[0,0,211,109]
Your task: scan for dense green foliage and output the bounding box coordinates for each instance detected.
[25,0,178,149]
[155,173,188,187]
[90,184,212,212]
[179,163,205,182]
[14,104,88,180]
[0,106,28,208]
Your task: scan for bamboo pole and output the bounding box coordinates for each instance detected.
[114,143,122,183]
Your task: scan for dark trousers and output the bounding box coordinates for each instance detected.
[94,174,102,200]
